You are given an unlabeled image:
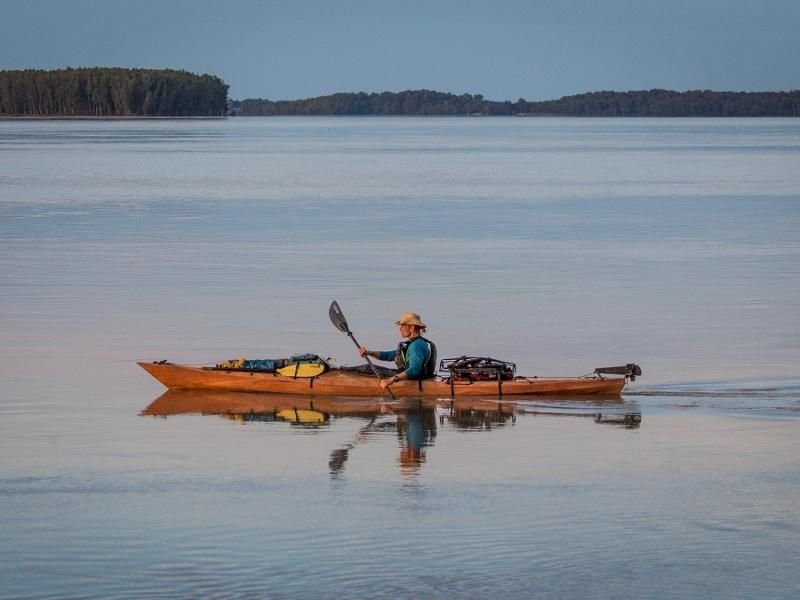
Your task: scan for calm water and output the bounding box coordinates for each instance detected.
[1,117,799,598]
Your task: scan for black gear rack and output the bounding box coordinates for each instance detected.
[439,356,517,382]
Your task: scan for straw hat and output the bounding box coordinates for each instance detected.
[394,312,427,330]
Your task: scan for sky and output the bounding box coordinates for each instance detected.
[1,0,798,101]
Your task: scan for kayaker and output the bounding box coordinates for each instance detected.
[359,312,437,389]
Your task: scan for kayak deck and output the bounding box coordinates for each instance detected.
[138,361,627,397]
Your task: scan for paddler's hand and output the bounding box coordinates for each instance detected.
[358,346,368,358]
[380,375,399,389]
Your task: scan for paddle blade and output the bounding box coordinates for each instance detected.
[329,301,350,333]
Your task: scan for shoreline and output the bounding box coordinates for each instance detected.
[0,115,228,121]
[3,114,799,120]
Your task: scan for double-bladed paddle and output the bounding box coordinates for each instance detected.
[329,301,395,399]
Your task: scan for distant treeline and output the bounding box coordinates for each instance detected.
[232,89,800,117]
[233,90,507,116]
[0,68,228,117]
[530,90,800,117]
[4,71,797,117]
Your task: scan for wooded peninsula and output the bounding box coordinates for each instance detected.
[0,68,228,117]
[1,68,798,117]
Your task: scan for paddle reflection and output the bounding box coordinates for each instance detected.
[140,391,641,476]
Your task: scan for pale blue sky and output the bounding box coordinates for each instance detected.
[1,0,798,101]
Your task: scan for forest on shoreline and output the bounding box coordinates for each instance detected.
[1,68,798,117]
[0,68,228,117]
[234,89,800,117]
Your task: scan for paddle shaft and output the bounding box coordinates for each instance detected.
[344,331,396,399]
[329,300,396,399]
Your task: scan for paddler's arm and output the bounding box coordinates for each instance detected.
[358,346,396,362]
[358,347,401,388]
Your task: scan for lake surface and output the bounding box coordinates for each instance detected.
[1,117,799,598]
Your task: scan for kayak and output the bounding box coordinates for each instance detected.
[138,361,635,397]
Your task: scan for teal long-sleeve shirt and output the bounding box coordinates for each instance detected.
[377,337,431,379]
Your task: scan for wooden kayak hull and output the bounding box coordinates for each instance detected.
[138,362,627,397]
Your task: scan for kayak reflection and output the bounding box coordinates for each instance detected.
[141,391,641,475]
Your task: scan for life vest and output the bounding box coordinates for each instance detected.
[395,336,437,379]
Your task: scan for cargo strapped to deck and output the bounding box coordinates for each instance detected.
[440,356,517,398]
[440,356,517,381]
[210,354,329,374]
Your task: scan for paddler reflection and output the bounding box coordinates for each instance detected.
[392,403,437,472]
[328,402,438,476]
